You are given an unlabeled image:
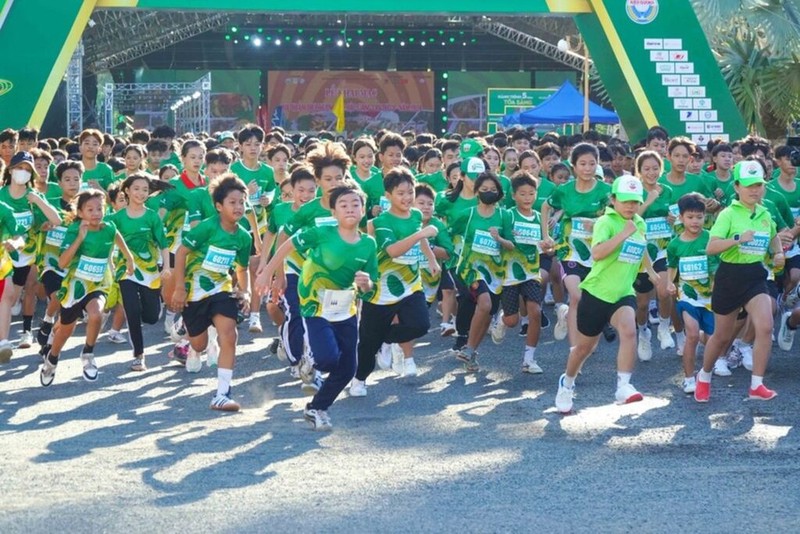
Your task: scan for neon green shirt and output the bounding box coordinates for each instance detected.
[709,200,776,264]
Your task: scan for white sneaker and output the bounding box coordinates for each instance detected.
[491,312,507,344]
[637,327,652,362]
[298,353,315,384]
[289,365,300,379]
[10,299,21,317]
[736,341,753,371]
[657,321,675,350]
[784,283,800,309]
[544,286,555,305]
[106,330,127,344]
[304,406,332,431]
[248,314,263,333]
[349,378,367,397]
[778,311,796,351]
[439,321,456,337]
[80,353,98,381]
[18,331,33,349]
[675,331,686,356]
[377,343,392,370]
[391,344,404,375]
[615,382,644,404]
[301,371,324,395]
[713,358,731,377]
[0,339,12,364]
[164,312,175,335]
[402,357,418,377]
[185,348,203,373]
[682,376,696,394]
[555,373,574,413]
[554,304,569,341]
[522,352,543,374]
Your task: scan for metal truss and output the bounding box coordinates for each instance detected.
[475,20,591,71]
[66,40,84,135]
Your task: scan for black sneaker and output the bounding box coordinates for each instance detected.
[268,337,280,355]
[603,323,617,342]
[519,323,529,337]
[452,335,468,353]
[541,310,551,329]
[39,344,51,362]
[37,321,53,347]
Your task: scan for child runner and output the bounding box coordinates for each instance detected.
[350,167,439,394]
[39,189,135,385]
[0,152,61,360]
[413,184,453,308]
[79,129,115,190]
[451,171,514,372]
[694,161,784,402]
[171,174,252,411]
[257,184,378,430]
[666,194,718,393]
[109,173,172,371]
[555,175,661,413]
[490,173,552,373]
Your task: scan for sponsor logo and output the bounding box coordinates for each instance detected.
[626,0,659,24]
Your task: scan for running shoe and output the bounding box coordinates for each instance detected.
[748,384,777,401]
[637,327,652,362]
[0,339,12,364]
[778,311,796,351]
[36,321,53,347]
[602,323,617,343]
[540,311,550,329]
[81,353,98,381]
[657,321,675,350]
[522,353,543,374]
[491,312,507,344]
[304,405,332,431]
[210,392,241,412]
[555,373,574,413]
[106,330,127,344]
[248,313,263,333]
[682,376,696,394]
[349,379,367,397]
[554,304,569,341]
[440,322,456,337]
[377,343,392,370]
[694,377,711,402]
[40,357,57,387]
[713,358,731,377]
[18,331,33,349]
[130,357,146,372]
[185,348,202,373]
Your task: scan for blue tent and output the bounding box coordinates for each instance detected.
[502,81,619,126]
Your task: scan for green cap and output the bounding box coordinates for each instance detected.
[611,174,644,203]
[218,131,235,142]
[459,139,483,160]
[733,160,766,186]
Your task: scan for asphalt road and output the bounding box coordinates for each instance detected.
[1,305,799,533]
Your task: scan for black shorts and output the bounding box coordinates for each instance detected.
[454,275,501,316]
[439,268,456,291]
[562,261,591,281]
[12,265,31,287]
[540,254,553,273]
[183,292,239,337]
[60,291,106,326]
[633,258,667,294]
[40,270,64,296]
[576,290,636,338]
[711,261,768,315]
[501,279,543,316]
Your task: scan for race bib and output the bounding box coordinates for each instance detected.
[13,210,33,231]
[571,217,593,239]
[201,245,236,274]
[513,221,541,245]
[645,217,672,240]
[379,197,391,212]
[314,216,337,227]
[618,239,646,264]
[472,229,500,256]
[75,255,107,282]
[320,288,355,322]
[668,204,680,224]
[791,207,800,221]
[739,232,770,257]
[45,225,67,247]
[182,212,191,233]
[394,242,421,266]
[679,255,708,281]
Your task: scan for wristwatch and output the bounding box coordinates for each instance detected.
[733,233,740,242]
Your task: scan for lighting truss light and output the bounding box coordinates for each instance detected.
[275,38,282,45]
[253,37,262,46]
[336,39,344,47]
[295,38,303,46]
[316,39,323,46]
[192,91,201,99]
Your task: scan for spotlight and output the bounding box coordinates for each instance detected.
[359,40,364,46]
[275,39,282,45]
[253,37,262,47]
[336,39,344,47]
[295,39,303,46]
[316,39,323,46]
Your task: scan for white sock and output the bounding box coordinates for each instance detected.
[637,322,647,332]
[166,310,175,320]
[250,311,260,319]
[563,374,576,388]
[751,375,764,389]
[521,316,529,327]
[217,367,233,396]
[525,345,536,357]
[617,372,632,387]
[43,314,55,323]
[659,316,670,327]
[698,369,712,382]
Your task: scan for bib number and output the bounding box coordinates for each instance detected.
[394,243,421,266]
[13,210,33,231]
[618,239,646,264]
[320,289,355,322]
[645,217,672,240]
[75,255,107,282]
[571,217,593,239]
[668,204,680,224]
[201,245,236,274]
[472,229,500,256]
[314,216,337,227]
[739,232,770,257]
[45,226,67,247]
[513,221,541,245]
[379,197,391,212]
[679,255,708,281]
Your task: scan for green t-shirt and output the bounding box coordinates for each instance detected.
[532,178,557,213]
[420,215,453,303]
[0,201,26,280]
[43,183,63,203]
[282,198,338,275]
[505,208,542,285]
[666,230,717,309]
[370,208,424,305]
[292,225,379,319]
[350,166,387,215]
[450,206,512,294]
[109,207,168,289]
[658,172,712,202]
[83,162,115,190]
[163,152,183,172]
[58,220,117,308]
[702,171,734,204]
[579,207,647,303]
[641,183,676,262]
[266,201,300,269]
[0,187,55,267]
[546,180,612,267]
[185,186,216,225]
[767,178,800,220]
[161,174,206,252]
[230,159,276,232]
[417,171,448,193]
[38,198,71,278]
[709,200,776,264]
[181,215,251,302]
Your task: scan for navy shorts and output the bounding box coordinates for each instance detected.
[676,301,715,335]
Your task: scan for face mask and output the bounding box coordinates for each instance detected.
[478,191,500,205]
[11,169,31,185]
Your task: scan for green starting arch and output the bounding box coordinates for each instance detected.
[0,0,746,143]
